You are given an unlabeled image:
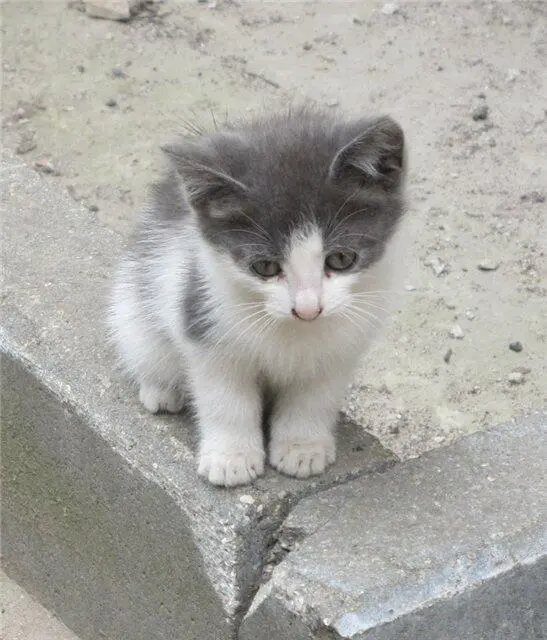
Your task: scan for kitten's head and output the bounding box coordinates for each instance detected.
[164,107,406,322]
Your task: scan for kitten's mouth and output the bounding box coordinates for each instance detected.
[291,307,323,322]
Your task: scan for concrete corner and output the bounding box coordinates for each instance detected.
[0,152,395,640]
[240,412,547,640]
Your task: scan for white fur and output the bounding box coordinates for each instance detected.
[109,219,401,486]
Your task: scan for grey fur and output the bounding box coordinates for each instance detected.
[163,106,405,281]
[183,261,216,342]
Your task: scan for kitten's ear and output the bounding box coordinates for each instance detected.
[328,116,405,191]
[161,136,248,218]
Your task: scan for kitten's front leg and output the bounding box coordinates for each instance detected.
[269,378,346,478]
[189,356,265,487]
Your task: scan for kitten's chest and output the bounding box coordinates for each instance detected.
[257,320,362,384]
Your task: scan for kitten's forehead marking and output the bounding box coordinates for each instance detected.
[286,227,324,293]
[288,228,323,267]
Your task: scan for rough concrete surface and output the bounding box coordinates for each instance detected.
[1,0,546,460]
[240,411,547,640]
[1,153,394,638]
[1,571,80,640]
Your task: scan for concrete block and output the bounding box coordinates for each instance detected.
[240,412,547,640]
[0,153,396,639]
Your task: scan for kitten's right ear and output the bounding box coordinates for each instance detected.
[162,137,248,218]
[329,116,405,191]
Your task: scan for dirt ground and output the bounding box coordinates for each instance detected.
[2,1,545,459]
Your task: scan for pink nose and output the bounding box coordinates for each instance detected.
[292,307,323,321]
[293,289,322,321]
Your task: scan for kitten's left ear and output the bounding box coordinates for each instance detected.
[162,134,249,218]
[329,116,405,191]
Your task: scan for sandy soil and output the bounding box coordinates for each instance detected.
[2,1,545,459]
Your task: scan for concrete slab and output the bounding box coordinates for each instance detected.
[1,571,80,640]
[240,412,547,640]
[0,152,396,640]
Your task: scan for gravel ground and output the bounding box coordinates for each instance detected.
[2,0,545,459]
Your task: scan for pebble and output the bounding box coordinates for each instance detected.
[427,256,449,277]
[477,259,500,271]
[381,3,399,15]
[239,494,255,505]
[509,341,523,353]
[112,67,127,78]
[15,130,37,155]
[508,371,525,385]
[520,190,545,203]
[472,103,489,121]
[34,158,60,176]
[302,42,312,51]
[443,348,453,363]
[449,324,464,339]
[106,98,118,107]
[84,0,141,21]
[404,284,416,291]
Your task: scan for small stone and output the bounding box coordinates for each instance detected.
[381,3,399,15]
[465,310,475,320]
[302,42,312,51]
[427,256,449,277]
[106,98,118,107]
[404,284,416,291]
[112,67,127,78]
[508,371,525,385]
[34,158,60,176]
[472,103,489,121]
[88,204,99,212]
[449,324,464,339]
[239,494,255,505]
[15,130,37,155]
[509,341,523,353]
[77,64,86,73]
[477,259,500,271]
[352,17,363,25]
[506,68,520,83]
[84,0,141,21]
[520,190,545,203]
[443,348,453,363]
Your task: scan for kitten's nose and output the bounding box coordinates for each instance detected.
[292,289,323,321]
[292,307,323,321]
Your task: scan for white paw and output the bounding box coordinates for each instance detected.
[139,383,184,414]
[269,437,336,479]
[198,449,265,487]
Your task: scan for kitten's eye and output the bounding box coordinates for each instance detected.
[251,260,282,278]
[325,250,357,271]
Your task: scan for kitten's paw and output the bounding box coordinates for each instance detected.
[198,449,265,487]
[139,383,184,414]
[269,438,336,479]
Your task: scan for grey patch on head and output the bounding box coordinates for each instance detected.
[164,105,407,275]
[182,262,216,342]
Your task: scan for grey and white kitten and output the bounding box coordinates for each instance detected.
[109,107,406,486]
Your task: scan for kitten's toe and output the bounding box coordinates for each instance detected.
[198,449,265,487]
[269,438,336,479]
[139,383,185,414]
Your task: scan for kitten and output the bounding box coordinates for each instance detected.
[109,106,406,487]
